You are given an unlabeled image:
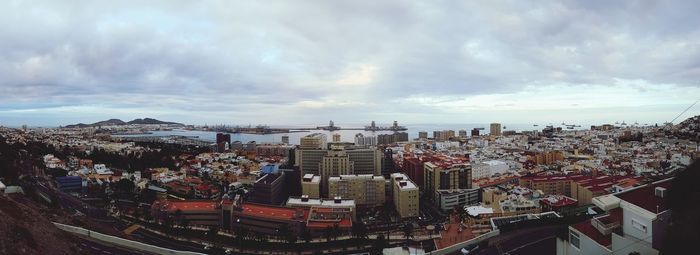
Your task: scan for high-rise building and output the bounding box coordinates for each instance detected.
[346,148,382,175]
[281,135,290,145]
[328,174,385,207]
[471,128,480,137]
[332,133,341,143]
[216,133,231,152]
[295,144,382,193]
[424,161,476,211]
[418,131,428,139]
[433,130,455,141]
[301,174,321,198]
[216,133,231,145]
[458,129,467,138]
[320,147,354,196]
[300,133,327,149]
[377,132,409,145]
[381,148,395,175]
[490,123,502,136]
[403,157,425,190]
[354,133,377,146]
[424,162,472,193]
[249,173,287,205]
[390,173,419,218]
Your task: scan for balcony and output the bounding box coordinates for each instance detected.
[591,214,620,235]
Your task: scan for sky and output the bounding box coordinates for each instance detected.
[0,0,699,127]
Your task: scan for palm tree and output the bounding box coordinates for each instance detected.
[323,226,334,242]
[301,227,312,244]
[352,220,368,240]
[207,226,219,239]
[279,224,297,244]
[332,223,341,241]
[236,227,249,248]
[173,209,183,228]
[162,216,174,236]
[374,234,388,251]
[380,203,393,242]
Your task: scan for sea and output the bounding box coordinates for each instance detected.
[114,123,590,145]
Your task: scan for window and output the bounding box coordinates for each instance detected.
[631,219,647,233]
[570,230,580,249]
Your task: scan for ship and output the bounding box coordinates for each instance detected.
[364,120,407,131]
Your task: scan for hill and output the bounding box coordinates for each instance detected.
[65,118,183,128]
[0,194,80,254]
[674,115,699,142]
[127,118,182,125]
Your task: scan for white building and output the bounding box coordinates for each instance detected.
[557,178,672,255]
[93,164,113,175]
[472,160,509,179]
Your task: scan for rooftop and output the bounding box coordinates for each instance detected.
[286,197,356,207]
[160,200,218,212]
[571,208,622,248]
[390,173,418,190]
[539,195,578,207]
[240,203,306,220]
[614,178,672,214]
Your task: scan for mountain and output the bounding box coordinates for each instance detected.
[93,118,126,126]
[64,118,183,128]
[127,118,182,125]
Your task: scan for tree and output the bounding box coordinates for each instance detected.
[236,227,249,248]
[374,234,388,251]
[207,226,219,238]
[323,226,334,242]
[352,220,368,240]
[402,222,414,244]
[173,209,183,228]
[380,203,393,242]
[301,227,312,244]
[279,224,297,244]
[162,215,174,235]
[332,223,342,241]
[662,160,700,255]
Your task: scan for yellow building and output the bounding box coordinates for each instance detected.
[482,187,507,210]
[301,174,320,198]
[423,162,472,196]
[328,174,385,207]
[300,133,327,149]
[320,147,353,196]
[390,173,419,218]
[528,151,565,165]
[490,123,502,137]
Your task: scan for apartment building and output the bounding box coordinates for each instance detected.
[390,173,419,218]
[328,174,385,207]
[301,174,320,198]
[557,179,672,255]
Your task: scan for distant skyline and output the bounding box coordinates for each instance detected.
[1,1,699,127]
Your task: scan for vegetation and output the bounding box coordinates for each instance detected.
[662,159,700,255]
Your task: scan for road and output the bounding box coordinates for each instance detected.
[111,218,207,253]
[78,238,147,255]
[458,226,559,255]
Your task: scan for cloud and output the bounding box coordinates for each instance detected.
[0,0,698,126]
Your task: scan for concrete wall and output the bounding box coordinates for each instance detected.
[620,201,654,242]
[611,232,658,255]
[430,230,499,255]
[557,228,611,255]
[53,222,206,255]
